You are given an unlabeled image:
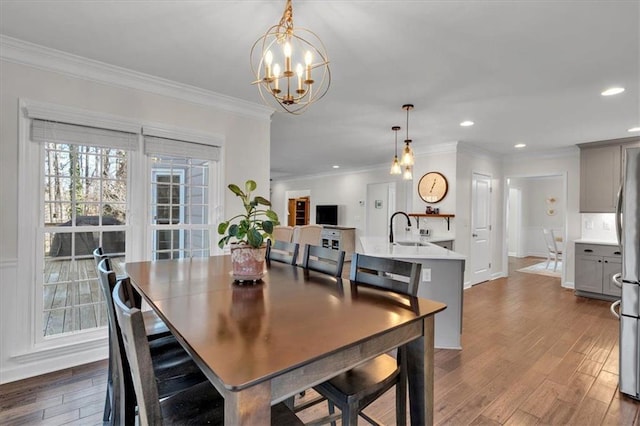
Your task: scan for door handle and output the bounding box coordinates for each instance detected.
[610,300,621,319]
[472,233,478,237]
[612,273,622,289]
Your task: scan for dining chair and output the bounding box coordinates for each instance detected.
[111,280,304,426]
[300,244,345,277]
[97,260,207,425]
[273,225,295,243]
[311,253,421,426]
[542,228,563,272]
[266,239,300,265]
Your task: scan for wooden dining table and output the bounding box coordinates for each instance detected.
[125,255,446,425]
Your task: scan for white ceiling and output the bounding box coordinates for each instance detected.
[1,1,638,179]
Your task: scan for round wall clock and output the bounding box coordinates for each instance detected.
[418,172,449,204]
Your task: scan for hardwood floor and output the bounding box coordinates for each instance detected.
[1,257,639,425]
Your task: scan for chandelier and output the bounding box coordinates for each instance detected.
[250,0,331,114]
[401,104,415,180]
[390,126,402,175]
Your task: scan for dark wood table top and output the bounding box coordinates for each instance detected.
[126,255,446,391]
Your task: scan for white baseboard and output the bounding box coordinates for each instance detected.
[562,281,575,290]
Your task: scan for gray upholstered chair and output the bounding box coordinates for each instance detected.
[112,280,303,425]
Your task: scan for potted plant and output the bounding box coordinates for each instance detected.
[218,180,279,282]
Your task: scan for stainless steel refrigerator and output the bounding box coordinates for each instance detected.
[614,146,640,400]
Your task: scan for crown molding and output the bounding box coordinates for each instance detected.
[456,141,501,160]
[502,145,579,162]
[414,141,458,157]
[0,35,274,121]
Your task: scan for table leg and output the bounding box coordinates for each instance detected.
[224,381,271,425]
[407,315,434,426]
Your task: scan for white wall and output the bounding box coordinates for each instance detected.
[509,176,565,257]
[0,56,272,383]
[581,213,617,241]
[271,167,410,250]
[503,148,580,288]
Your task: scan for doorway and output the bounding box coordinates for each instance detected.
[504,174,567,279]
[288,196,310,226]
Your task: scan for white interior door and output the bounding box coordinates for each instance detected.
[471,173,492,284]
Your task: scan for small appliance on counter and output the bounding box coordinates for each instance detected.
[612,146,640,401]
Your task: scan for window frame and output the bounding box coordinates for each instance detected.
[16,99,224,358]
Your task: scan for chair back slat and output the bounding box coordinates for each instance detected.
[266,239,300,265]
[302,244,345,277]
[113,280,164,425]
[349,253,421,296]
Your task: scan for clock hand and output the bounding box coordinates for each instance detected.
[430,179,437,193]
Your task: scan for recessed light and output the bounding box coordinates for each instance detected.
[332,165,340,169]
[514,143,526,149]
[628,127,640,133]
[460,121,474,127]
[601,87,625,96]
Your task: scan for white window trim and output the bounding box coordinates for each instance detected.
[15,98,225,360]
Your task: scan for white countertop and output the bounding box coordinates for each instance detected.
[574,238,620,246]
[359,236,466,260]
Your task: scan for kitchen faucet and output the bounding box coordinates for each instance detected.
[389,211,412,243]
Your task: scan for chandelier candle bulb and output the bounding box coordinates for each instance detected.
[284,42,293,76]
[265,50,273,80]
[296,64,304,92]
[272,64,281,93]
[305,51,313,83]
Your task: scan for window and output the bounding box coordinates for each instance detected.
[31,118,136,338]
[145,134,220,260]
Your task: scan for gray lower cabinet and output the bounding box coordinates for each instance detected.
[575,243,622,299]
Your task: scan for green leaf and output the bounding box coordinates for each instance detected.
[217,236,229,249]
[228,224,239,237]
[228,184,244,197]
[217,221,229,234]
[247,228,263,248]
[266,210,279,221]
[254,196,271,206]
[245,180,257,192]
[262,220,274,234]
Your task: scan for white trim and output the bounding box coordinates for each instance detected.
[562,281,575,290]
[503,146,580,162]
[413,141,459,157]
[0,258,18,269]
[22,98,141,134]
[1,35,274,121]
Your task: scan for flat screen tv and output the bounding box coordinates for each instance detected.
[316,205,338,226]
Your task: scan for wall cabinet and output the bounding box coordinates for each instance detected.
[579,137,640,213]
[575,243,621,300]
[320,227,355,261]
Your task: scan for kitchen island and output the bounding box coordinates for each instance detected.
[359,236,466,349]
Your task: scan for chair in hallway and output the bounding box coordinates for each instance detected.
[266,239,300,265]
[542,228,563,272]
[300,244,345,277]
[311,253,421,426]
[112,281,303,425]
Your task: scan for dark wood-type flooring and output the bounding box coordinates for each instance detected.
[2,257,639,425]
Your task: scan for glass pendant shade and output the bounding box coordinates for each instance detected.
[389,125,402,175]
[390,156,402,175]
[403,165,413,180]
[401,141,415,166]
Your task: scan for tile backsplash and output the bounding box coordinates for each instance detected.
[581,213,617,241]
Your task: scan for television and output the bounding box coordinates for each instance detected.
[316,205,338,226]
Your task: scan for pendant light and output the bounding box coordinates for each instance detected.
[403,165,413,180]
[389,126,402,175]
[250,0,331,115]
[400,104,415,166]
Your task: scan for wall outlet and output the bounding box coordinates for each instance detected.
[422,268,431,282]
[603,221,611,231]
[585,219,594,230]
